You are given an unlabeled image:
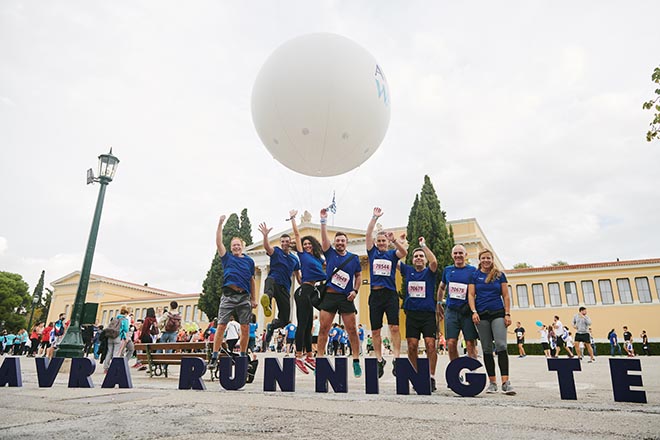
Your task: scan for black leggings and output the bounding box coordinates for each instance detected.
[294,284,314,353]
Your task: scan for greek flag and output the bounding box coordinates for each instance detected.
[327,191,337,214]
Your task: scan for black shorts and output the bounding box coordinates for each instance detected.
[541,342,550,350]
[286,337,295,344]
[312,336,318,344]
[556,337,565,348]
[405,310,437,340]
[575,333,590,343]
[517,339,525,345]
[319,291,357,315]
[368,288,400,329]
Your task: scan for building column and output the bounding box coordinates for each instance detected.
[257,265,268,330]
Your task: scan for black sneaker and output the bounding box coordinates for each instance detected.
[392,358,397,377]
[431,377,437,392]
[377,358,386,379]
[208,357,218,369]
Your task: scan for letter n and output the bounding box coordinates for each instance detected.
[263,357,295,392]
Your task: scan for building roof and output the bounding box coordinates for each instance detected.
[51,271,180,297]
[507,258,660,274]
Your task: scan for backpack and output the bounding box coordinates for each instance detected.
[103,316,124,339]
[149,320,160,336]
[164,312,181,333]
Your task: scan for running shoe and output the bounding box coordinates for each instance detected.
[138,365,147,371]
[208,356,218,369]
[304,357,316,371]
[502,380,516,395]
[392,358,397,377]
[295,358,310,374]
[260,294,272,317]
[353,360,362,378]
[486,382,498,393]
[431,377,437,392]
[377,358,386,378]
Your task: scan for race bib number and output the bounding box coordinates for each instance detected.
[448,282,468,300]
[372,259,392,277]
[516,332,523,339]
[408,281,426,298]
[331,269,350,290]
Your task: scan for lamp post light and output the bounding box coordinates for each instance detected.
[57,148,119,358]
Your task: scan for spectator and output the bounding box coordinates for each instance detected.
[103,305,130,373]
[608,329,622,356]
[641,330,650,356]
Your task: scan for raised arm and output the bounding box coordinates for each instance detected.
[258,222,274,255]
[366,207,383,250]
[289,210,303,252]
[418,236,436,272]
[320,208,331,252]
[216,215,227,257]
[387,231,408,260]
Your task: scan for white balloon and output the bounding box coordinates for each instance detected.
[251,33,391,177]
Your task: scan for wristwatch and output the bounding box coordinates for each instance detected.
[471,310,477,314]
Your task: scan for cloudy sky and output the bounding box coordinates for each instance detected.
[2,1,659,294]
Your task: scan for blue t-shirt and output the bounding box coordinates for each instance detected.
[5,334,16,345]
[285,323,297,339]
[249,322,258,338]
[329,327,340,341]
[358,327,365,341]
[267,247,300,291]
[298,251,326,283]
[339,330,348,344]
[441,265,477,309]
[609,332,618,344]
[367,247,399,291]
[221,252,255,293]
[470,270,508,313]
[400,263,438,312]
[324,247,361,296]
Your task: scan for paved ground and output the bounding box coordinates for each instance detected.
[1,353,659,439]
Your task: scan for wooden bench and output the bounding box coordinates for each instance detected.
[134,342,214,378]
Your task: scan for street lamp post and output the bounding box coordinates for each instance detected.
[57,148,119,358]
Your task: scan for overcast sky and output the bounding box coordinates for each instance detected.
[2,1,659,294]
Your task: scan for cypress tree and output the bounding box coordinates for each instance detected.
[405,175,454,271]
[239,208,253,246]
[222,213,241,248]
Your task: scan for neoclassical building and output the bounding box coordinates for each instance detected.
[48,218,660,341]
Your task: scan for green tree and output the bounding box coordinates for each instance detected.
[405,175,455,277]
[513,262,533,269]
[642,66,660,142]
[27,270,45,329]
[550,260,569,267]
[198,209,254,320]
[0,271,31,332]
[239,208,254,246]
[40,287,53,323]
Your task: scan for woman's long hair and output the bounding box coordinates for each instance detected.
[477,249,502,283]
[146,307,156,319]
[301,235,323,259]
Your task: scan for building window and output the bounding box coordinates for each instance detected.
[179,306,183,315]
[516,285,529,308]
[185,305,191,322]
[616,278,633,304]
[581,281,596,305]
[135,308,140,320]
[598,280,614,304]
[532,284,545,307]
[193,305,199,321]
[564,282,578,306]
[655,276,660,301]
[142,308,147,319]
[64,304,70,318]
[548,283,561,306]
[201,311,209,322]
[635,277,652,303]
[101,310,107,325]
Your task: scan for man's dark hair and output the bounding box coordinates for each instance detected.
[280,233,291,240]
[334,232,348,239]
[170,301,178,309]
[579,306,586,312]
